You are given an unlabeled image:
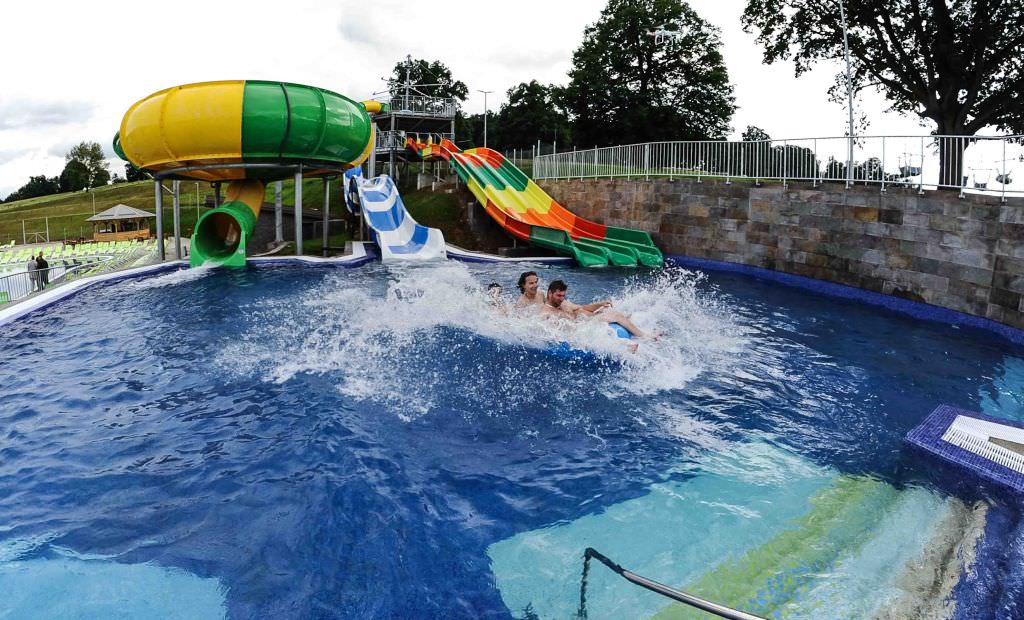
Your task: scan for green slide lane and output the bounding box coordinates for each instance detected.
[653,476,901,619]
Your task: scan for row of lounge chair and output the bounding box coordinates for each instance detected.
[0,239,158,266]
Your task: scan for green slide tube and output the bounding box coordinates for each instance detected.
[190,180,265,267]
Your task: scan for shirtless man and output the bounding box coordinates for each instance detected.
[514,271,545,309]
[542,280,656,339]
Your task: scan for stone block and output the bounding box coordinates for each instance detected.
[851,207,884,221]
[941,233,964,248]
[1000,205,1024,224]
[902,213,930,228]
[929,214,959,232]
[879,209,903,225]
[990,287,1022,310]
[971,205,1001,221]
[950,248,993,269]
[992,271,1024,294]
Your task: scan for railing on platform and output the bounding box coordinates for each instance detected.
[533,135,1024,200]
[378,94,458,118]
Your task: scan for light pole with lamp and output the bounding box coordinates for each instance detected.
[477,89,493,148]
[838,0,855,188]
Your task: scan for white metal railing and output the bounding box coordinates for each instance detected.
[0,258,110,305]
[376,129,455,152]
[379,94,458,118]
[533,135,1024,199]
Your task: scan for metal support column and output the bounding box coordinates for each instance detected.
[154,180,165,261]
[389,115,396,177]
[322,178,331,257]
[172,180,182,259]
[213,183,221,207]
[294,167,304,256]
[274,181,283,243]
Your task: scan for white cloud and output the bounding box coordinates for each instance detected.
[0,0,933,197]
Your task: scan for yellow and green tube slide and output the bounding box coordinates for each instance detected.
[115,80,379,266]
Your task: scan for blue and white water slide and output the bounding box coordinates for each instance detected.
[344,168,447,262]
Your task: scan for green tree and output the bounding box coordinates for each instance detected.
[742,0,1024,186]
[125,162,147,182]
[741,125,771,142]
[66,141,111,188]
[561,0,736,147]
[387,56,468,103]
[4,175,60,202]
[59,159,90,192]
[495,81,571,149]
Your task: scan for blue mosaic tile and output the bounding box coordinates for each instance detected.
[667,255,1024,346]
[906,404,1024,494]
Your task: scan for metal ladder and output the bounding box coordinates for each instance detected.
[578,548,766,620]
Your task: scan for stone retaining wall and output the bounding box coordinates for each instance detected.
[537,178,1024,330]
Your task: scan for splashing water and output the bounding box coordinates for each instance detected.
[217,262,743,419]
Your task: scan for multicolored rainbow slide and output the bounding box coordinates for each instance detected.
[407,138,663,268]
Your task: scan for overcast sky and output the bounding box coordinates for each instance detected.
[0,0,930,198]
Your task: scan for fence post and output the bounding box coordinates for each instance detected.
[881,136,886,194]
[725,142,732,185]
[783,140,788,189]
[813,139,818,187]
[594,147,598,179]
[45,217,49,243]
[918,136,925,195]
[697,142,702,184]
[644,143,650,181]
[1002,137,1008,204]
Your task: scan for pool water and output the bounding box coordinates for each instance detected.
[1,260,1023,619]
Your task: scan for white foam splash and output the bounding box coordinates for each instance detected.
[216,262,744,418]
[127,264,213,289]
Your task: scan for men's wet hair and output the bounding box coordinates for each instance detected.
[487,282,502,291]
[547,279,568,294]
[517,271,538,293]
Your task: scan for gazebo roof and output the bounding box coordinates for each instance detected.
[86,204,156,222]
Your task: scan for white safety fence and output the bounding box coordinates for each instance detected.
[533,135,1024,199]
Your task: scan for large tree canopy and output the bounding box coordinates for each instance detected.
[387,56,468,103]
[495,81,571,149]
[561,0,736,147]
[742,0,1024,184]
[66,141,110,188]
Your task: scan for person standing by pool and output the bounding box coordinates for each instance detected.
[36,252,49,290]
[25,254,39,291]
[514,271,544,309]
[543,280,656,339]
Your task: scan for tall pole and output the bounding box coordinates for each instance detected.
[154,180,165,261]
[172,180,182,260]
[477,89,493,149]
[322,178,330,257]
[274,180,283,243]
[294,167,303,256]
[195,182,200,225]
[839,0,855,188]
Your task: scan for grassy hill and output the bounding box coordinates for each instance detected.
[0,176,477,251]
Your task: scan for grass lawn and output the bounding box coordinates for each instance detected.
[0,181,217,245]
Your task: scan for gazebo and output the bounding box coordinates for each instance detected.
[86,204,156,242]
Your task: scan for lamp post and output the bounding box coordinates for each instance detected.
[477,89,493,148]
[838,0,855,188]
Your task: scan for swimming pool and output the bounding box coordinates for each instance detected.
[1,260,1022,619]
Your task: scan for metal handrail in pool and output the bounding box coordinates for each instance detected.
[577,547,767,620]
